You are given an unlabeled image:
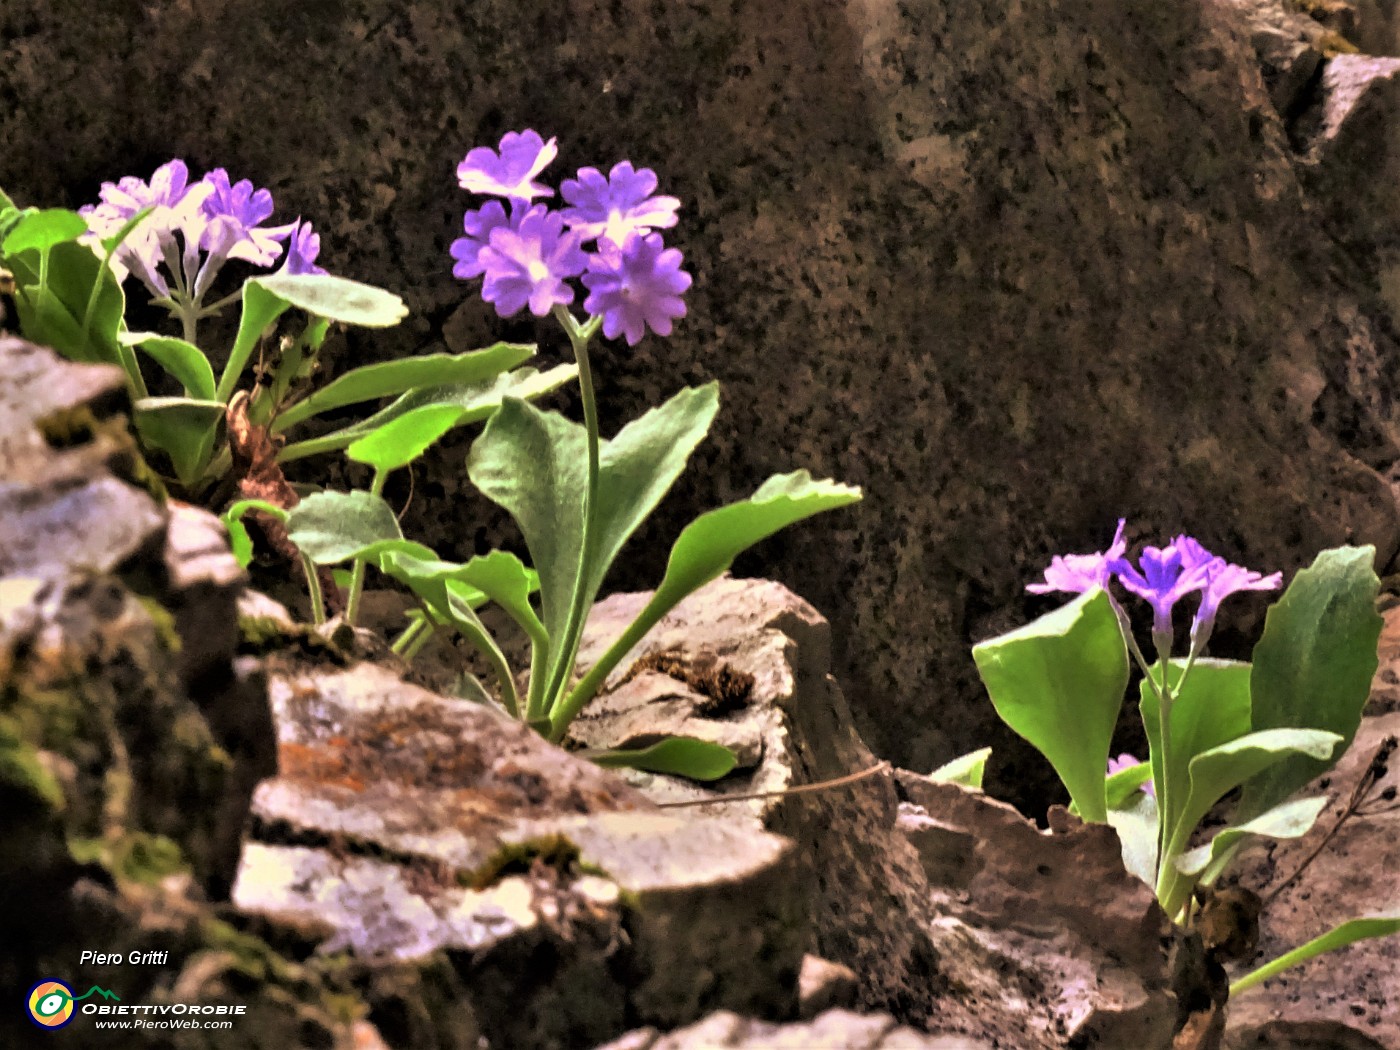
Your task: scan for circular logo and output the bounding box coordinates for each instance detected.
[27,980,75,1029]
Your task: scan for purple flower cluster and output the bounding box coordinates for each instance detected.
[1107,753,1155,797]
[1028,520,1282,647]
[451,130,689,345]
[80,159,325,305]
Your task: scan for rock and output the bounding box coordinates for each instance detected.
[3,0,1399,794]
[1219,0,1330,112]
[593,1009,995,1050]
[233,657,806,1048]
[798,955,861,1018]
[576,575,1179,1048]
[0,339,357,1049]
[1223,710,1400,1049]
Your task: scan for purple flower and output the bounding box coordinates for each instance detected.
[200,169,284,266]
[1112,541,1213,636]
[1107,753,1155,798]
[1027,519,1127,596]
[478,207,587,318]
[1191,558,1282,651]
[279,219,326,276]
[581,232,691,345]
[450,200,514,280]
[457,130,557,203]
[80,159,208,294]
[561,161,680,248]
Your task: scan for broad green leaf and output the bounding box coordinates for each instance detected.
[586,737,739,781]
[1174,794,1329,879]
[122,332,216,400]
[251,273,408,328]
[132,397,224,486]
[11,242,126,365]
[346,405,465,474]
[1230,915,1400,996]
[972,588,1128,824]
[1242,546,1382,820]
[219,279,289,401]
[1107,791,1159,887]
[1,208,86,254]
[274,343,534,430]
[468,385,721,695]
[1167,728,1341,856]
[550,470,863,738]
[929,747,991,790]
[277,364,577,461]
[1140,659,1251,843]
[284,491,405,565]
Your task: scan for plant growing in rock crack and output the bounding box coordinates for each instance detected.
[0,166,573,498]
[967,523,1400,996]
[270,130,863,780]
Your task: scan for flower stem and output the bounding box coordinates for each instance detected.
[301,553,326,626]
[536,307,603,724]
[344,469,386,626]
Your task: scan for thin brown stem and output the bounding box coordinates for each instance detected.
[656,761,891,809]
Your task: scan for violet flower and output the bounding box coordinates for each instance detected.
[1191,558,1282,652]
[581,232,691,345]
[1111,541,1213,638]
[80,159,209,296]
[561,161,680,248]
[200,169,285,267]
[457,130,557,203]
[1026,519,1127,596]
[279,220,326,276]
[478,207,587,318]
[450,200,514,280]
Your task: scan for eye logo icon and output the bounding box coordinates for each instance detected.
[26,980,120,1029]
[27,980,75,1029]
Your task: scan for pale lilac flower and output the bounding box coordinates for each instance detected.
[1027,519,1128,596]
[561,161,680,247]
[450,200,513,280]
[79,159,210,294]
[1108,753,1155,798]
[581,232,691,345]
[1190,557,1282,652]
[457,130,557,203]
[279,220,326,276]
[478,207,587,318]
[200,169,285,266]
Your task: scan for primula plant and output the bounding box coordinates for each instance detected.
[227,130,862,780]
[0,163,570,494]
[970,523,1400,995]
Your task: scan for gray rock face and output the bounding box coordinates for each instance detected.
[576,575,1179,1048]
[595,1009,995,1050]
[3,0,1398,794]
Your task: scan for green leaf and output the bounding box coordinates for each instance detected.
[1108,792,1160,888]
[221,498,290,569]
[1105,761,1155,809]
[586,737,739,781]
[1168,729,1342,857]
[346,405,465,474]
[469,385,721,684]
[928,747,991,790]
[274,343,534,431]
[219,279,289,402]
[1,208,87,254]
[379,549,545,646]
[11,241,126,366]
[972,588,1128,824]
[284,491,408,565]
[1242,546,1382,820]
[1230,915,1400,996]
[277,364,577,462]
[122,332,216,400]
[1139,658,1251,844]
[549,470,863,738]
[132,397,224,486]
[1174,795,1329,879]
[250,273,408,328]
